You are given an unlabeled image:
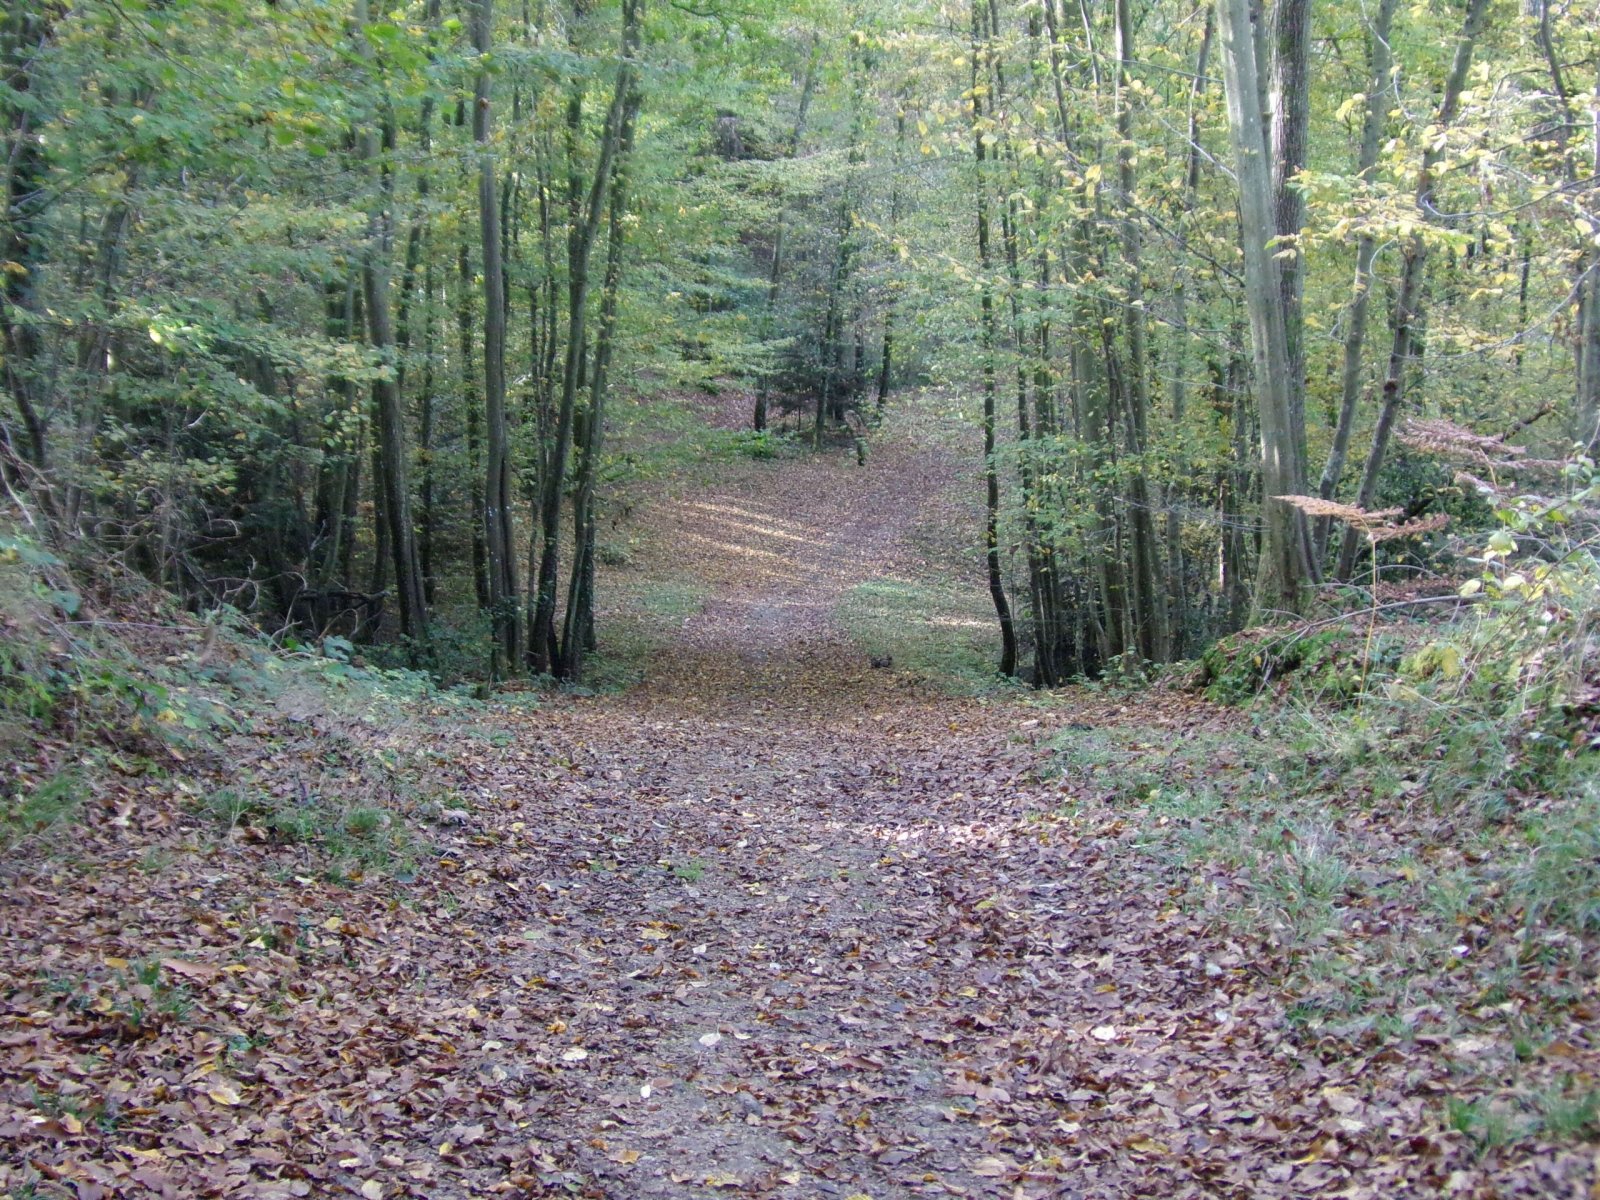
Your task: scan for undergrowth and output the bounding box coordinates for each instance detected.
[1047,459,1600,1157]
[1,520,475,881]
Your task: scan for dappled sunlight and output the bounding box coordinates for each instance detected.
[680,532,801,565]
[680,502,820,545]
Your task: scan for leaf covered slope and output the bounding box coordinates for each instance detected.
[3,398,1597,1198]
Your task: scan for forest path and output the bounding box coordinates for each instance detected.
[476,404,1308,1199]
[611,399,978,714]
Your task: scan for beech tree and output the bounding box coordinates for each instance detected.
[2,0,1594,685]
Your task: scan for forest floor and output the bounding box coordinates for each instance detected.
[3,393,1596,1199]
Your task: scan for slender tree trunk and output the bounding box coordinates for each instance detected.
[1270,0,1310,466]
[754,35,819,433]
[560,0,642,680]
[455,102,491,611]
[1114,0,1167,661]
[530,2,637,673]
[354,9,427,644]
[1335,0,1492,580]
[474,0,521,676]
[1583,63,1600,450]
[1317,0,1398,557]
[419,251,437,604]
[972,0,1017,678]
[875,101,908,419]
[1163,4,1213,658]
[0,0,51,472]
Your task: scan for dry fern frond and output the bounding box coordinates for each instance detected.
[1400,418,1565,475]
[1274,495,1403,526]
[1454,469,1511,498]
[1399,417,1520,460]
[1366,513,1450,543]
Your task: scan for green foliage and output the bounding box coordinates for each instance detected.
[1197,627,1393,705]
[1,772,82,853]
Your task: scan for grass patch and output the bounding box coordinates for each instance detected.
[576,578,713,694]
[1047,669,1600,1146]
[2,771,82,853]
[839,577,1007,694]
[636,580,710,620]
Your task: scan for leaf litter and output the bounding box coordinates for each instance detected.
[2,398,1595,1198]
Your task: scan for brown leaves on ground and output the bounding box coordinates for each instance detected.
[3,393,1596,1199]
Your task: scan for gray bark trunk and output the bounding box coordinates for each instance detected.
[1216,0,1313,616]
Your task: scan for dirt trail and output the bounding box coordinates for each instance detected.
[4,404,1586,1200]
[480,422,1313,1199]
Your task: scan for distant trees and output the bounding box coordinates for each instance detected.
[2,0,1594,686]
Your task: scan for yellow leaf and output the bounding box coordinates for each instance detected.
[207,1082,243,1106]
[1126,1135,1168,1154]
[104,957,129,970]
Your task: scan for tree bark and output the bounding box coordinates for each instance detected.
[1216,0,1314,616]
[0,0,51,472]
[474,0,521,676]
[972,0,1017,678]
[754,35,819,433]
[1335,0,1492,581]
[560,0,643,681]
[355,4,427,644]
[1316,0,1398,557]
[1114,0,1168,661]
[530,1,637,674]
[1269,0,1310,464]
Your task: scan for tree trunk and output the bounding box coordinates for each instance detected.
[1269,0,1310,464]
[0,0,51,472]
[1114,0,1167,661]
[560,0,643,681]
[754,36,819,433]
[1163,4,1213,659]
[473,0,521,676]
[530,3,637,673]
[1335,0,1492,581]
[354,8,427,644]
[1317,0,1398,557]
[1215,0,1313,617]
[972,0,1017,678]
[875,101,908,420]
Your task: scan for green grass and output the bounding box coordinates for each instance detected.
[1535,1083,1600,1140]
[838,577,1008,695]
[195,781,419,880]
[636,580,710,620]
[670,858,708,883]
[1,771,82,852]
[1044,674,1600,1146]
[1445,1097,1528,1153]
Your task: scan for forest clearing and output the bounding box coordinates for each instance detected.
[4,0,1600,1195]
